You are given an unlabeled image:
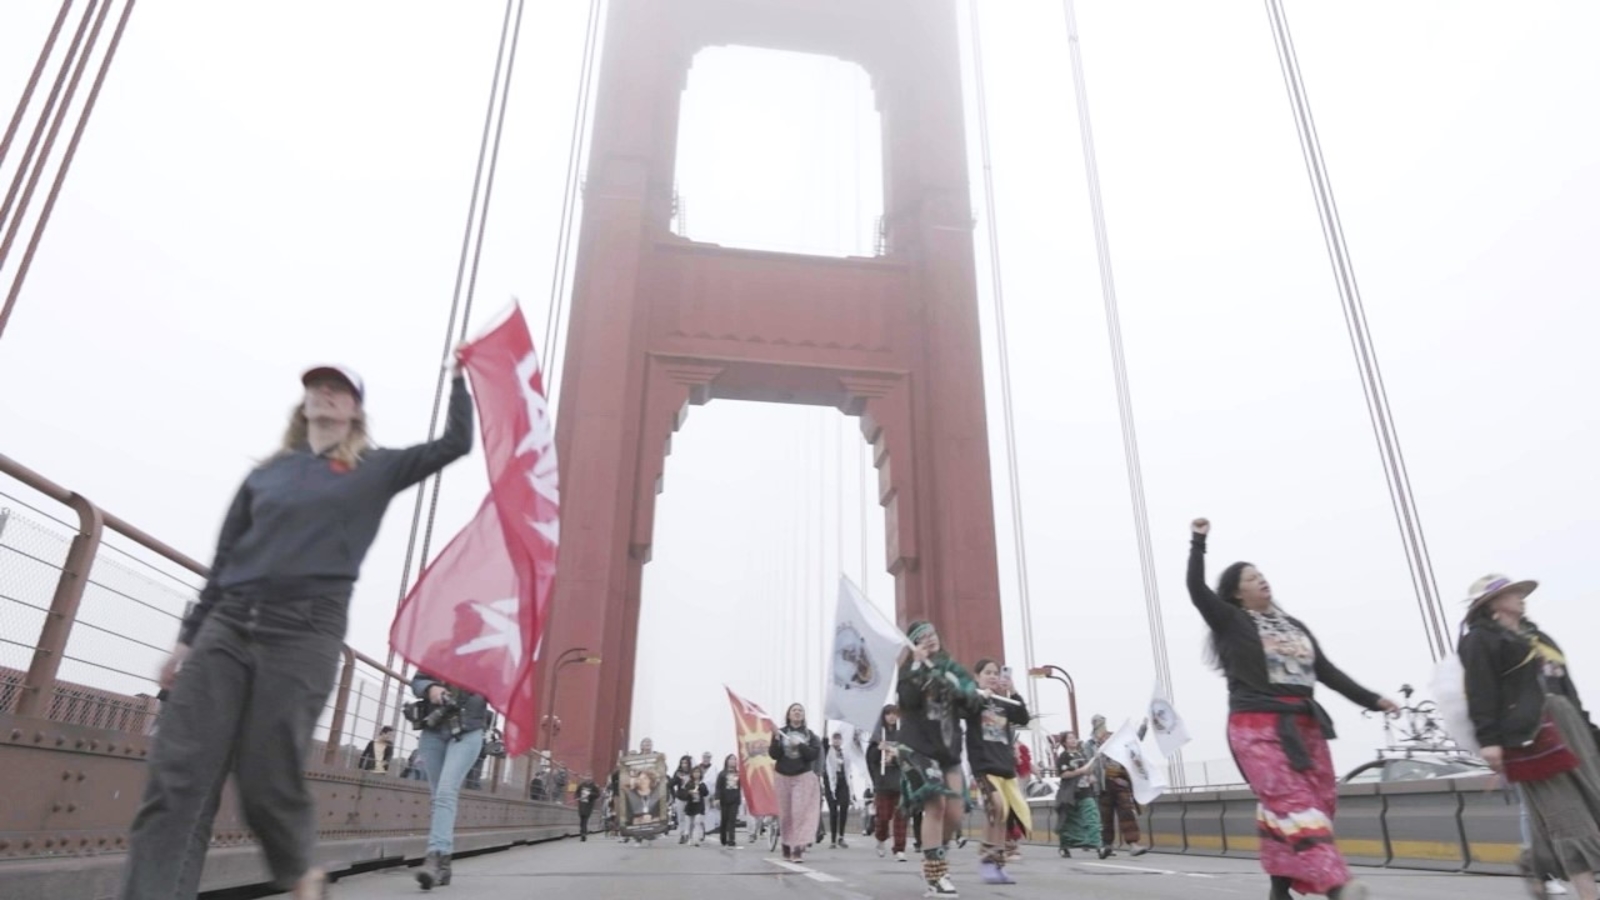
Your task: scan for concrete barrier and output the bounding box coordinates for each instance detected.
[1456,777,1521,875]
[1219,789,1262,857]
[1180,792,1228,856]
[1380,779,1466,870]
[1333,783,1389,867]
[1145,792,1185,852]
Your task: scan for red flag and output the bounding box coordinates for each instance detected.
[725,687,779,818]
[390,304,559,759]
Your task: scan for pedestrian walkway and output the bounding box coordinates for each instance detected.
[325,836,1524,899]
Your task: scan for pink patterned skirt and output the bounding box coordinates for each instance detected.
[1228,710,1348,895]
[775,772,821,849]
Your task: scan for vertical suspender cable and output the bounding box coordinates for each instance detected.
[385,0,520,705]
[2,0,136,345]
[541,0,605,402]
[0,0,100,247]
[1263,0,1450,660]
[0,0,75,177]
[965,0,1043,761]
[1057,0,1183,783]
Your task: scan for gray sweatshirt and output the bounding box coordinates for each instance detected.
[178,376,473,644]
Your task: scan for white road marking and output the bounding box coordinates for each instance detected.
[765,857,844,882]
[1082,861,1218,878]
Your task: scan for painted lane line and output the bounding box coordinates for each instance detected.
[1082,861,1217,878]
[763,857,843,882]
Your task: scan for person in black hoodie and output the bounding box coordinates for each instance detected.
[1187,518,1394,900]
[714,754,743,848]
[965,659,1031,885]
[119,360,473,900]
[576,774,600,842]
[897,621,982,898]
[671,755,696,845]
[866,705,909,861]
[676,765,710,846]
[1460,574,1600,900]
[768,702,822,862]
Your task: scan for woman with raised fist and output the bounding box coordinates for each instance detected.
[1186,518,1395,900]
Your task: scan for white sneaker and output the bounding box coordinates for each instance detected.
[1546,880,1569,896]
[922,875,958,897]
[877,840,887,858]
[895,851,907,862]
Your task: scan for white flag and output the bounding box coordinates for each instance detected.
[824,575,910,734]
[1148,683,1191,757]
[1101,718,1169,806]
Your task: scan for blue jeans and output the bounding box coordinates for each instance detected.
[419,729,485,854]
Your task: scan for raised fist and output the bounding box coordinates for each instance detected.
[1191,518,1210,535]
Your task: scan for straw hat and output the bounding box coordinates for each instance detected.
[1463,573,1538,619]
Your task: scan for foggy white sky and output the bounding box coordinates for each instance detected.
[1,1,1597,785]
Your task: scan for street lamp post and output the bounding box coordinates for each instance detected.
[1028,664,1079,739]
[538,647,602,799]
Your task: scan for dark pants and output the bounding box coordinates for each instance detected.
[719,801,739,845]
[579,805,593,840]
[825,774,851,842]
[118,590,346,899]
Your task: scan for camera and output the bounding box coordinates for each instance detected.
[404,691,460,732]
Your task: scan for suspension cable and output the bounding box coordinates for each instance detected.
[966,0,1043,762]
[1057,0,1183,782]
[392,0,517,612]
[2,0,135,345]
[1263,0,1451,661]
[541,0,606,406]
[0,0,74,176]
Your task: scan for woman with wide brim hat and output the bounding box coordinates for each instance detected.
[1459,574,1600,900]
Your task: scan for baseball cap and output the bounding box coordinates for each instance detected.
[301,364,365,402]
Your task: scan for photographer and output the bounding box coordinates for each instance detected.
[409,671,492,890]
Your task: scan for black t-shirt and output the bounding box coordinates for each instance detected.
[964,693,1030,777]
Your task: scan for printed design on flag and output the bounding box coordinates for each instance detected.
[388,304,560,760]
[726,687,780,818]
[1124,739,1151,783]
[824,576,910,735]
[832,622,878,691]
[1150,698,1179,735]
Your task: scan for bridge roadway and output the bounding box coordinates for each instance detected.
[323,839,1519,899]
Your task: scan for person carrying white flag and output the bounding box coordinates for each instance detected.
[825,576,910,734]
[1148,683,1192,757]
[1100,718,1169,807]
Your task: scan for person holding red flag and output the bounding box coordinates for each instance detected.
[391,303,561,765]
[119,356,475,900]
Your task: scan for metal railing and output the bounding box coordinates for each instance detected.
[0,452,586,796]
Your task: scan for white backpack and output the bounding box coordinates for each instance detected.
[1429,652,1482,755]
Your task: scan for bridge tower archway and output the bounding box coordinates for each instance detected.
[543,0,1007,781]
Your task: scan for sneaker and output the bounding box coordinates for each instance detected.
[895,851,907,862]
[838,839,849,849]
[1546,880,1569,896]
[877,840,887,858]
[924,879,959,897]
[979,861,1005,884]
[1329,879,1370,900]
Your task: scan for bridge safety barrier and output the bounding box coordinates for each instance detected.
[0,454,581,900]
[1018,776,1522,875]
